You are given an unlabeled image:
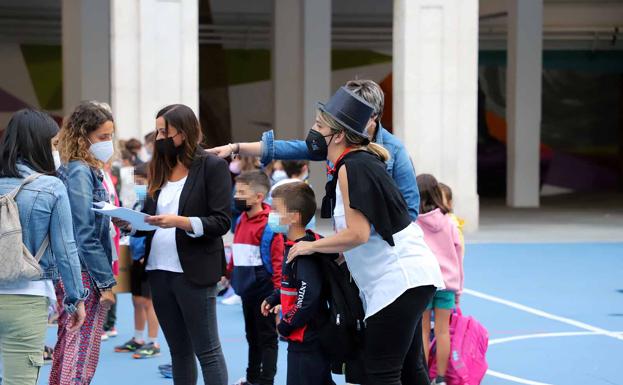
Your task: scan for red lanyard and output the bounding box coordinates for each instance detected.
[327,147,355,175]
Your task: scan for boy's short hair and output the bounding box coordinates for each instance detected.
[134,163,148,179]
[281,160,308,178]
[271,182,316,226]
[235,170,271,196]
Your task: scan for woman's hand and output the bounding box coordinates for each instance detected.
[99,290,116,310]
[206,144,235,158]
[287,241,315,263]
[145,214,185,229]
[67,301,86,333]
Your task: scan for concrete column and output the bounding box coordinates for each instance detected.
[273,0,331,205]
[506,0,543,207]
[62,0,111,115]
[393,0,480,230]
[110,0,199,140]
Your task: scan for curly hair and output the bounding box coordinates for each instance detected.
[58,101,114,169]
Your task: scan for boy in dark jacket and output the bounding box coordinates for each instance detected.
[261,182,335,385]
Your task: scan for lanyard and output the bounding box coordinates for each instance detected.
[327,147,355,175]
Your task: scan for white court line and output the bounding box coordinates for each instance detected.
[489,331,623,346]
[486,369,553,385]
[463,288,623,341]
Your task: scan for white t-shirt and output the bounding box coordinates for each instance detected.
[333,182,444,319]
[0,280,56,304]
[146,177,187,273]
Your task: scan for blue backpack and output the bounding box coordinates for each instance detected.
[235,216,276,274]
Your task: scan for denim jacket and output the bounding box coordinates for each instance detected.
[58,161,116,290]
[260,123,420,220]
[0,163,88,312]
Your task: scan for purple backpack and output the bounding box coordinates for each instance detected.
[428,308,489,385]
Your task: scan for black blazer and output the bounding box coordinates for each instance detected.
[140,150,232,286]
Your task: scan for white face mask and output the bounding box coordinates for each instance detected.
[89,140,115,163]
[52,150,61,170]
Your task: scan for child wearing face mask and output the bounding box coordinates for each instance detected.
[227,170,284,385]
[113,163,161,359]
[51,101,117,385]
[261,182,336,385]
[266,160,316,230]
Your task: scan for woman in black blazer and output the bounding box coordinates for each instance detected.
[126,104,231,385]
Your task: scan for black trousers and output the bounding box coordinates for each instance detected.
[287,342,335,385]
[242,294,279,385]
[149,270,228,385]
[364,285,436,385]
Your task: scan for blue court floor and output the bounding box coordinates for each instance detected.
[36,242,623,385]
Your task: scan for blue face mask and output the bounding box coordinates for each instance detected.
[134,184,147,202]
[271,170,288,184]
[268,212,289,234]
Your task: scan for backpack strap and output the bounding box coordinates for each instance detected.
[448,310,471,382]
[4,173,49,262]
[6,173,43,200]
[34,236,50,262]
[259,225,275,274]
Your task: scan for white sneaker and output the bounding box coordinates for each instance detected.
[222,294,242,305]
[101,333,109,341]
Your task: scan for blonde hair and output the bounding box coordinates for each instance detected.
[58,101,114,169]
[318,110,390,162]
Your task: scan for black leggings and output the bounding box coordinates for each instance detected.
[364,285,436,385]
[149,270,228,385]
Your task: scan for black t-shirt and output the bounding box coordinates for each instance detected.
[321,150,411,246]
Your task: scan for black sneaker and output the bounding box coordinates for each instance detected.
[114,338,144,353]
[132,342,161,359]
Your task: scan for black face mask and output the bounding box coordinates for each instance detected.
[155,135,183,160]
[305,129,334,160]
[234,198,252,212]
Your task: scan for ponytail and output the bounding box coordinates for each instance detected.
[365,142,390,162]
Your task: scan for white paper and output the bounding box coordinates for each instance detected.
[92,202,158,231]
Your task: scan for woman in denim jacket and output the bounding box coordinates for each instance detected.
[50,102,117,385]
[207,79,421,221]
[0,109,87,385]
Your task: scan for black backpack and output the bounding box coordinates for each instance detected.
[318,255,366,363]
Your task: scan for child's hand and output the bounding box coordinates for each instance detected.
[111,218,131,231]
[219,276,229,287]
[261,300,273,317]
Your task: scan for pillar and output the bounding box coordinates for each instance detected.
[62,0,111,115]
[273,0,331,205]
[506,0,543,207]
[393,0,480,230]
[110,0,199,140]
